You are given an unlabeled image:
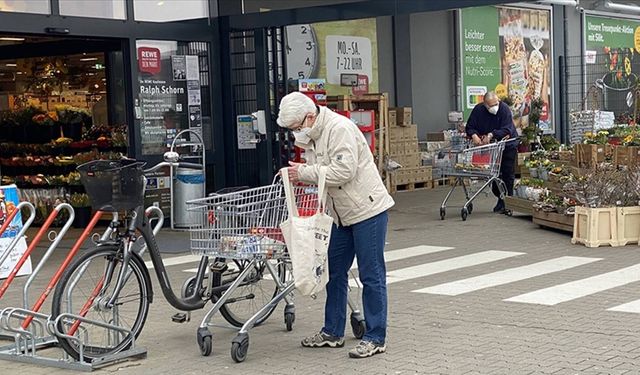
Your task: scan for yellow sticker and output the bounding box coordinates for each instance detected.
[626,57,632,76]
[635,26,640,53]
[495,83,508,99]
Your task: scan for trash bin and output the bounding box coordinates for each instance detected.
[174,168,204,228]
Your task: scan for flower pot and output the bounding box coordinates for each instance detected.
[572,206,619,248]
[529,168,539,178]
[595,72,638,115]
[538,168,549,181]
[516,185,527,198]
[72,206,92,228]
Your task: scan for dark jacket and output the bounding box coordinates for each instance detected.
[466,101,518,148]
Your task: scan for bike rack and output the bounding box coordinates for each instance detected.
[0,207,163,371]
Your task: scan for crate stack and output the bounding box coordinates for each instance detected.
[387,107,432,194]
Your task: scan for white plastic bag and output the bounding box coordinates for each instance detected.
[280,167,333,297]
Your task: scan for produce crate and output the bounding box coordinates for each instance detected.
[533,209,574,233]
[504,196,533,215]
[613,146,640,167]
[616,206,640,246]
[574,144,612,168]
[571,206,618,247]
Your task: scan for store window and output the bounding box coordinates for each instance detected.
[134,39,212,155]
[59,0,126,20]
[133,0,208,22]
[0,0,49,14]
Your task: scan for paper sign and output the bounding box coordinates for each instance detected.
[325,35,372,85]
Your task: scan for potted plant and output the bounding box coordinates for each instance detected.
[69,193,92,228]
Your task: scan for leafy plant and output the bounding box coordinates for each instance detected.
[68,193,90,207]
[603,46,635,89]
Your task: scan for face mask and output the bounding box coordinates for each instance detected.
[487,105,499,115]
[293,127,312,145]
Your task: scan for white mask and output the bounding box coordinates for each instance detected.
[487,105,499,115]
[293,127,312,145]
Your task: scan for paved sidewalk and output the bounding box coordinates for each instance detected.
[3,187,640,374]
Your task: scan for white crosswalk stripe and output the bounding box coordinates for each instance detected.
[608,299,640,313]
[413,256,601,296]
[505,264,640,305]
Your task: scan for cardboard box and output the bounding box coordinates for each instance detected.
[390,107,412,126]
[388,110,397,126]
[390,153,421,168]
[389,127,404,142]
[403,125,418,140]
[389,166,432,185]
[426,132,445,142]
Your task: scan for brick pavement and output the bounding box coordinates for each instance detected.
[3,187,640,374]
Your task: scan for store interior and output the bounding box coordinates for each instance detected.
[0,34,127,225]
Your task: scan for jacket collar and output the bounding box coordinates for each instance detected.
[308,106,328,141]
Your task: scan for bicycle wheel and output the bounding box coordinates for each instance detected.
[217,259,289,328]
[51,246,150,362]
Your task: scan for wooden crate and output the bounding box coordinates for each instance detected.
[504,196,533,215]
[389,166,432,194]
[389,181,431,194]
[616,206,640,246]
[574,144,612,168]
[533,209,574,233]
[326,95,351,111]
[613,146,640,167]
[571,206,618,247]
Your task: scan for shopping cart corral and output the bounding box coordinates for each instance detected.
[439,138,519,221]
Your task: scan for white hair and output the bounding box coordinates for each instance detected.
[276,91,316,129]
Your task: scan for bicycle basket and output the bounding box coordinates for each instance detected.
[77,160,146,211]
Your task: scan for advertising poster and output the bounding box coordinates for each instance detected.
[584,14,640,117]
[285,18,378,95]
[460,6,553,133]
[0,185,32,279]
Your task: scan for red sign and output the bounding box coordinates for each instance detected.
[138,47,161,75]
[352,75,369,95]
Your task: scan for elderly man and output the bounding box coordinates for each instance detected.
[465,92,518,213]
[277,91,394,359]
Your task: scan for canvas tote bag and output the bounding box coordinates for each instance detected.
[280,167,333,296]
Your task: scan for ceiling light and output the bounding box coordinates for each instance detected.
[0,37,25,41]
[80,57,98,62]
[537,0,579,6]
[604,1,640,12]
[5,63,16,67]
[16,72,23,75]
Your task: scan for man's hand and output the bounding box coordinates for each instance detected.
[471,134,483,146]
[481,133,494,145]
[287,161,302,184]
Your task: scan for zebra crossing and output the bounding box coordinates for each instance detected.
[165,244,640,315]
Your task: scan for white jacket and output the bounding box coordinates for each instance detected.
[298,106,394,226]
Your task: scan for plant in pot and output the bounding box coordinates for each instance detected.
[69,193,92,228]
[56,105,89,141]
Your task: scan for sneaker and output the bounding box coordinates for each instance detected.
[493,199,506,213]
[348,340,386,358]
[301,331,344,348]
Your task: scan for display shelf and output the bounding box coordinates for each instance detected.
[533,209,574,233]
[505,196,534,215]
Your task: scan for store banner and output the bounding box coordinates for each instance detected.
[0,185,32,279]
[285,18,378,95]
[584,14,640,116]
[460,6,553,133]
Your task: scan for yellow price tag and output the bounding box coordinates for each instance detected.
[495,83,508,99]
[635,26,640,53]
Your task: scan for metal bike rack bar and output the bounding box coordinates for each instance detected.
[0,202,36,269]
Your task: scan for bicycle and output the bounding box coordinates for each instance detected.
[49,156,291,362]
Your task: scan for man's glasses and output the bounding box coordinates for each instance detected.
[292,114,309,132]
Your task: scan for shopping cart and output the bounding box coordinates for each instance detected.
[439,138,519,221]
[188,177,365,363]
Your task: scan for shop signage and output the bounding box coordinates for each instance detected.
[325,35,373,85]
[583,14,640,116]
[460,5,553,133]
[352,74,369,95]
[138,47,161,75]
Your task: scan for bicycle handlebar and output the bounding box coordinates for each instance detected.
[143,161,203,174]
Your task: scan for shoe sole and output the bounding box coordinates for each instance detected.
[301,341,345,348]
[348,345,386,358]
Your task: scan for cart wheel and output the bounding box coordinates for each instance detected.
[197,327,213,357]
[461,208,468,221]
[350,314,366,339]
[467,203,473,214]
[284,312,295,332]
[231,334,249,363]
[505,209,513,217]
[440,207,446,220]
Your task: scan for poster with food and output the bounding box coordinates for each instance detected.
[0,184,32,279]
[461,5,553,133]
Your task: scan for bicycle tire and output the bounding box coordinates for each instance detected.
[217,259,288,328]
[51,246,150,362]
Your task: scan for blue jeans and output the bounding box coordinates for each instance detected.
[322,211,388,345]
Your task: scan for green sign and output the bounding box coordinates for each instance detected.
[460,6,553,133]
[584,15,640,51]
